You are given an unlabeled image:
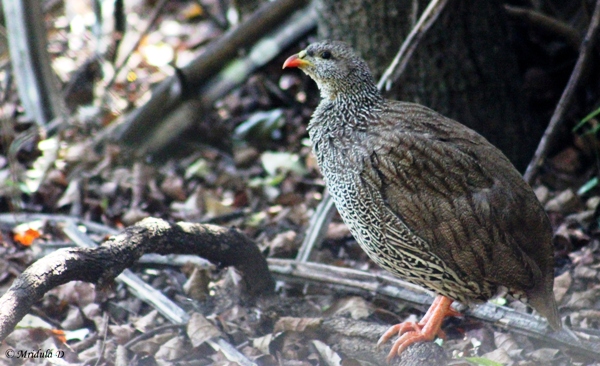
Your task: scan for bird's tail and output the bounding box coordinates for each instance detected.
[527,283,562,331]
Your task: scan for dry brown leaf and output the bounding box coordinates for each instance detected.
[187,312,221,347]
[533,185,549,204]
[171,186,204,218]
[579,309,600,319]
[573,264,598,279]
[549,147,581,174]
[247,352,279,366]
[544,189,581,214]
[134,309,159,333]
[526,348,559,363]
[586,196,600,210]
[569,247,596,266]
[494,332,520,353]
[480,348,512,364]
[182,266,210,301]
[161,175,187,201]
[61,306,84,330]
[234,146,260,167]
[252,332,286,356]
[108,324,136,345]
[274,317,322,333]
[122,208,150,226]
[56,179,81,207]
[253,333,276,355]
[565,288,599,309]
[275,192,304,206]
[326,222,351,240]
[264,230,297,257]
[51,281,96,308]
[323,296,373,320]
[553,270,572,303]
[205,191,234,218]
[129,332,176,356]
[82,303,102,319]
[312,340,342,366]
[565,210,595,227]
[155,335,188,361]
[281,331,310,361]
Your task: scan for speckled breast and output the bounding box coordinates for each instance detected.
[310,131,493,304]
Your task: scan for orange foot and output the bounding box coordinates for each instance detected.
[377,295,461,362]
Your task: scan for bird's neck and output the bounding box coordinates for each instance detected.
[336,82,383,106]
[315,83,384,130]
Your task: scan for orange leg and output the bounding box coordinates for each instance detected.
[376,295,460,362]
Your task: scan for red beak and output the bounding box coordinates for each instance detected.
[282,54,310,69]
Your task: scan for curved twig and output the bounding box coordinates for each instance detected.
[0,217,274,342]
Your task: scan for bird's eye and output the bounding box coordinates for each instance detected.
[321,51,332,59]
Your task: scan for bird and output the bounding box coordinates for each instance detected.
[282,40,561,361]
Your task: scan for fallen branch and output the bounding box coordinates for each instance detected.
[0,217,274,342]
[3,0,66,125]
[268,259,600,360]
[106,0,312,157]
[4,214,597,361]
[62,221,189,324]
[124,4,317,159]
[0,214,437,364]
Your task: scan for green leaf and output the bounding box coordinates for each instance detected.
[585,123,600,136]
[234,109,285,142]
[573,106,600,132]
[489,297,507,306]
[185,158,210,179]
[246,212,267,227]
[577,177,598,196]
[462,357,504,366]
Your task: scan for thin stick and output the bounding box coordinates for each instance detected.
[103,0,169,92]
[524,0,600,184]
[377,0,449,91]
[295,192,334,262]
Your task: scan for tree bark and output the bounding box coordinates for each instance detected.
[317,0,538,171]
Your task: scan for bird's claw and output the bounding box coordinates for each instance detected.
[377,296,459,362]
[377,321,447,362]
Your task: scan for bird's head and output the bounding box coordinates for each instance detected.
[282,40,377,100]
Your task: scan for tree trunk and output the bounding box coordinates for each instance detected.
[317,0,538,171]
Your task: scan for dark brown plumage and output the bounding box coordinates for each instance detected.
[283,40,561,360]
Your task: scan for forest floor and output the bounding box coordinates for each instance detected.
[0,0,599,365]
